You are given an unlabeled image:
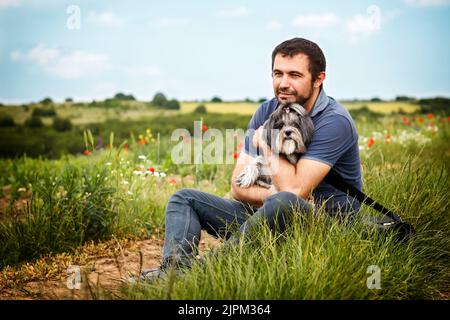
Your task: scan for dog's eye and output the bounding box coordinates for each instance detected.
[274,122,283,129]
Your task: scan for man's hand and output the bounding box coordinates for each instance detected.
[252,126,263,149]
[252,126,271,155]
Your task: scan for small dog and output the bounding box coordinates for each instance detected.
[235,103,314,192]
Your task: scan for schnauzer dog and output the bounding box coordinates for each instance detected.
[235,103,314,193]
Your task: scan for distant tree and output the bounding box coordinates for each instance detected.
[162,99,180,110]
[40,97,53,105]
[32,107,56,117]
[211,96,222,103]
[370,97,383,102]
[418,97,450,115]
[194,105,207,114]
[114,92,135,100]
[152,92,167,107]
[53,117,72,132]
[244,97,254,103]
[65,97,74,103]
[395,95,415,102]
[25,115,43,128]
[258,98,267,103]
[0,114,15,127]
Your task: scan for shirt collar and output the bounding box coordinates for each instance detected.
[309,88,329,118]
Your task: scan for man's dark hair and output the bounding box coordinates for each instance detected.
[272,38,326,85]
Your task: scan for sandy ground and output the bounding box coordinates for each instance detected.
[0,231,222,300]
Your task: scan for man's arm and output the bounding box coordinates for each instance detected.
[266,150,331,199]
[256,128,331,199]
[230,152,271,207]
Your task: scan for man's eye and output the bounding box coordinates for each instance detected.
[273,72,282,77]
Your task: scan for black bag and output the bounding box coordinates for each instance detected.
[324,169,415,243]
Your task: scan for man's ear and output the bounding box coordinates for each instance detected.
[314,72,326,89]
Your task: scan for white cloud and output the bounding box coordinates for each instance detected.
[153,18,189,28]
[404,0,450,6]
[267,20,282,30]
[346,5,381,42]
[11,44,111,79]
[120,66,162,77]
[28,44,60,65]
[292,13,341,28]
[47,51,110,79]
[0,0,20,8]
[216,6,250,18]
[87,11,126,27]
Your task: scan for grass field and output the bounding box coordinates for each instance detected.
[0,107,448,299]
[181,101,420,115]
[0,100,420,128]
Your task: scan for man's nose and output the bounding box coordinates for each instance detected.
[279,75,290,88]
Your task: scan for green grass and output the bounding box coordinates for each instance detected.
[119,123,449,300]
[0,112,448,299]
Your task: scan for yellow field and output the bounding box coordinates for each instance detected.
[1,100,420,126]
[181,101,419,115]
[180,102,260,115]
[341,101,419,113]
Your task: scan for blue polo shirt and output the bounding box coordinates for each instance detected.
[243,89,362,213]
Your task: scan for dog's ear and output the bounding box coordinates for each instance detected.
[262,119,271,148]
[299,116,315,146]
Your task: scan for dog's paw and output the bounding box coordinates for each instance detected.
[235,164,260,188]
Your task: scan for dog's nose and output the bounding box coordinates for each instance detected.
[284,130,292,136]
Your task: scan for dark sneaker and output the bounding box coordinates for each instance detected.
[139,267,167,282]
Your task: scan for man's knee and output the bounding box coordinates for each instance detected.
[169,188,199,203]
[265,191,312,215]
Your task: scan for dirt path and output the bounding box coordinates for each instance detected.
[0,231,222,300]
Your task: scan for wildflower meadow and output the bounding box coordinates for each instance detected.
[0,97,449,300]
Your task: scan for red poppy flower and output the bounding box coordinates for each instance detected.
[169,178,177,185]
[148,167,155,173]
[368,137,375,148]
[233,152,239,160]
[83,149,90,155]
[202,124,208,132]
[428,113,433,119]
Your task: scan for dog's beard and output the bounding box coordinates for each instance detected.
[274,128,305,155]
[282,139,297,155]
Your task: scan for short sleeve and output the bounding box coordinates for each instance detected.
[302,115,356,167]
[243,105,267,157]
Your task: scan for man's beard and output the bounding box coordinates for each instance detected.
[277,83,314,105]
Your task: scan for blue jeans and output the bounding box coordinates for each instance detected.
[162,188,314,266]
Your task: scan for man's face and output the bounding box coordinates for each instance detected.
[272,53,314,105]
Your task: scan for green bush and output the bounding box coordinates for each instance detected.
[114,92,135,101]
[32,107,56,117]
[152,92,167,107]
[53,117,72,132]
[24,115,44,128]
[349,106,383,120]
[162,99,180,110]
[0,164,118,267]
[39,97,53,105]
[0,114,15,127]
[193,105,207,114]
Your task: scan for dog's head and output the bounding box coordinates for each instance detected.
[263,103,314,155]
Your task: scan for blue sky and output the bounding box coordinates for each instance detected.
[1,0,449,103]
